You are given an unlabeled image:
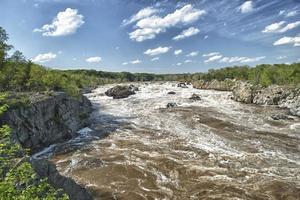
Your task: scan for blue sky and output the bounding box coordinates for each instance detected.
[0,0,299,73]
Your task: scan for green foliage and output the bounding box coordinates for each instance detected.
[199,64,300,87]
[0,94,69,200]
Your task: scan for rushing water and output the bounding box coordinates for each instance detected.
[37,82,300,199]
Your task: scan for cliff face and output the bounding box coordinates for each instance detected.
[2,92,92,153]
[193,79,300,117]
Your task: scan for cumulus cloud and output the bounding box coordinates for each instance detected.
[204,35,209,40]
[273,36,300,46]
[286,10,298,17]
[204,55,222,63]
[128,4,206,42]
[177,62,182,66]
[174,49,182,55]
[31,52,57,63]
[186,51,198,57]
[144,46,171,56]
[262,21,300,33]
[33,8,84,36]
[173,27,200,41]
[239,1,253,14]
[86,56,102,63]
[122,62,128,65]
[131,59,142,64]
[122,7,159,26]
[184,59,192,63]
[202,52,220,57]
[151,57,160,61]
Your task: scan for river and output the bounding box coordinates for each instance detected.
[38,82,300,199]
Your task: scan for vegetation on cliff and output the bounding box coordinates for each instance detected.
[0,94,69,200]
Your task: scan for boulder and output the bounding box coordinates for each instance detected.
[167,91,176,95]
[189,93,201,101]
[105,85,136,99]
[177,82,188,88]
[166,102,177,108]
[232,81,256,104]
[270,114,293,120]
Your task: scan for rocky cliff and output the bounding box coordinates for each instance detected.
[2,92,92,153]
[232,82,300,117]
[1,92,94,200]
[193,79,300,117]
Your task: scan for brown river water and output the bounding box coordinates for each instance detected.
[33,82,300,200]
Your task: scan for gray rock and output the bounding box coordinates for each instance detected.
[253,85,292,105]
[167,103,177,108]
[177,82,188,88]
[270,114,293,120]
[167,91,176,95]
[1,92,92,153]
[105,85,136,99]
[232,81,256,104]
[189,93,201,101]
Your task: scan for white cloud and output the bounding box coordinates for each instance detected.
[151,57,160,61]
[276,55,287,60]
[177,62,182,66]
[202,52,220,57]
[122,62,128,65]
[273,36,300,46]
[131,59,141,64]
[122,7,159,26]
[144,46,171,56]
[240,56,265,63]
[173,27,200,41]
[174,49,182,55]
[32,52,57,63]
[239,1,253,14]
[186,51,199,57]
[184,59,192,63]
[129,4,206,42]
[204,55,222,63]
[279,10,285,16]
[262,21,300,33]
[58,50,63,54]
[218,56,265,63]
[262,21,285,33]
[286,10,298,17]
[33,8,84,36]
[86,56,102,63]
[204,35,209,40]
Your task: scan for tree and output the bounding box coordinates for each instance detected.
[0,27,12,68]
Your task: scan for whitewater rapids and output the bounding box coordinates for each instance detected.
[44,82,299,199]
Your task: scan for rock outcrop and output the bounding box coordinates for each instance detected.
[105,85,137,99]
[231,81,257,104]
[1,92,92,153]
[232,82,300,117]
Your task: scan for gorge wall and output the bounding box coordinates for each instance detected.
[1,92,94,200]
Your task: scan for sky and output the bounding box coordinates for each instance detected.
[0,0,299,73]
